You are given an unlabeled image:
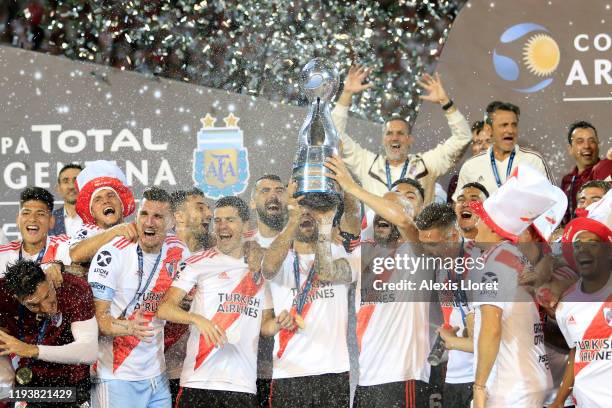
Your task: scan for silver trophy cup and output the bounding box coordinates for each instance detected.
[292,58,341,210]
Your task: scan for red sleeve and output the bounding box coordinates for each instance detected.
[61,274,95,322]
[592,158,612,180]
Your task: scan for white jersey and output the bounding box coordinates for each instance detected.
[454,144,554,201]
[436,240,479,384]
[0,235,71,278]
[172,248,268,394]
[88,236,189,381]
[355,242,431,386]
[556,280,612,408]
[268,244,360,379]
[472,242,552,407]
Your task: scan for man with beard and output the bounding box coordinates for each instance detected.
[65,160,138,265]
[166,188,213,403]
[261,190,360,407]
[157,197,267,407]
[552,191,611,408]
[250,175,288,248]
[416,203,481,408]
[332,66,472,204]
[453,183,489,240]
[248,175,287,408]
[171,188,213,252]
[49,163,83,237]
[89,187,189,408]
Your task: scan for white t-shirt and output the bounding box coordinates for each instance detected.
[556,280,612,408]
[436,240,480,384]
[472,242,552,407]
[88,236,189,381]
[172,247,268,394]
[267,244,360,379]
[454,145,555,201]
[0,235,71,278]
[355,242,431,386]
[64,209,84,237]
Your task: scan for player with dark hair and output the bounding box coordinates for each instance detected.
[88,187,189,408]
[561,120,612,222]
[453,182,489,240]
[415,203,480,408]
[50,163,84,236]
[157,196,267,407]
[0,259,97,405]
[455,100,554,200]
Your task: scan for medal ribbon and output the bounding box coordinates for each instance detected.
[490,148,516,187]
[385,159,409,190]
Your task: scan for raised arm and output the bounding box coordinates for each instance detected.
[262,184,301,280]
[70,222,138,264]
[417,73,471,178]
[325,155,418,241]
[311,208,353,284]
[331,65,377,180]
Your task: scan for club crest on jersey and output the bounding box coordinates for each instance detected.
[605,308,612,327]
[193,113,250,199]
[165,260,179,278]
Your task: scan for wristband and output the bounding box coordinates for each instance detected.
[473,383,486,391]
[441,99,454,111]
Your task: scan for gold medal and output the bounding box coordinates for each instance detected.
[294,314,306,330]
[15,367,33,385]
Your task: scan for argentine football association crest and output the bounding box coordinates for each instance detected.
[193,113,250,198]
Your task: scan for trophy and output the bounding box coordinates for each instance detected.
[292,58,341,211]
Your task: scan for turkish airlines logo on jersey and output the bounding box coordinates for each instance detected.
[604,308,612,327]
[96,250,113,267]
[218,271,230,280]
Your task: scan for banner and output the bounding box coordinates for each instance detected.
[0,45,384,238]
[413,0,611,183]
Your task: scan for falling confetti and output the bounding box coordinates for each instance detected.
[1,0,466,124]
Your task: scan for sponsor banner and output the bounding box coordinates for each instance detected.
[0,45,382,238]
[413,0,612,183]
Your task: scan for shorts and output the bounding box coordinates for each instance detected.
[353,380,430,408]
[270,372,349,408]
[175,387,257,408]
[442,382,473,408]
[91,373,171,408]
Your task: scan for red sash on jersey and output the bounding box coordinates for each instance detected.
[355,244,398,353]
[276,273,320,360]
[574,297,612,377]
[356,305,375,353]
[193,270,263,369]
[112,246,184,372]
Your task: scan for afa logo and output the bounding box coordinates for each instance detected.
[493,23,561,93]
[193,112,250,199]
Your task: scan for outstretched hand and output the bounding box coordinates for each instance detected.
[343,65,374,95]
[417,73,450,106]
